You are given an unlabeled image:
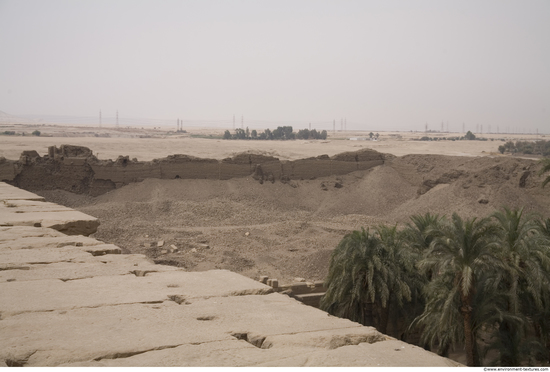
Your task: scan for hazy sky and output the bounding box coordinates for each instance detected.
[1,0,549,132]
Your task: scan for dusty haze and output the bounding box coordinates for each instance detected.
[1,0,549,132]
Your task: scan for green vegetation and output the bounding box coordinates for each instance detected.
[464,130,476,140]
[1,131,16,135]
[417,131,490,142]
[320,207,550,366]
[498,140,550,156]
[32,130,41,136]
[223,126,327,140]
[190,133,222,139]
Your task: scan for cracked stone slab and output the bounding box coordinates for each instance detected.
[0,254,177,282]
[0,243,124,267]
[0,206,99,236]
[0,270,272,316]
[63,326,389,367]
[255,339,462,367]
[261,327,386,350]
[0,183,45,201]
[0,233,103,252]
[0,294,460,367]
[0,226,65,241]
[62,338,460,367]
[2,199,80,212]
[61,340,313,367]
[1,293,367,366]
[0,185,99,236]
[0,246,94,267]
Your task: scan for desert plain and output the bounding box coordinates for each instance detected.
[1,123,549,286]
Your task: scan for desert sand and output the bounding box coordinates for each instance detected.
[0,123,544,161]
[5,124,547,287]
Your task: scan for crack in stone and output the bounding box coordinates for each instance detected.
[3,300,167,318]
[93,344,182,361]
[0,266,30,271]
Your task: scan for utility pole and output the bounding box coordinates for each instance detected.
[116,110,119,128]
[233,115,235,130]
[99,110,102,127]
[425,123,428,132]
[344,117,347,131]
[241,115,243,129]
[441,122,444,132]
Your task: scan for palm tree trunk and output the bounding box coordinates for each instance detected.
[363,302,375,327]
[461,293,477,367]
[378,303,390,335]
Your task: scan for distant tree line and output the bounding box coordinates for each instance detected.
[1,130,40,136]
[321,207,550,366]
[223,126,327,140]
[417,131,490,142]
[498,140,550,157]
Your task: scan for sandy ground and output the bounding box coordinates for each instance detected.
[0,123,545,161]
[14,123,548,287]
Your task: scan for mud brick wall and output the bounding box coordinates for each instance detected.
[1,145,386,196]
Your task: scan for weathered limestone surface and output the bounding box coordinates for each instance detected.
[0,183,462,367]
[0,182,45,201]
[0,191,99,235]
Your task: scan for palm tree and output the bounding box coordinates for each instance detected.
[403,212,446,254]
[320,228,385,327]
[417,213,503,366]
[538,158,550,188]
[491,207,550,365]
[375,224,422,335]
[320,226,419,335]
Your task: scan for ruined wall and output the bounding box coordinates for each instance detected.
[1,145,386,196]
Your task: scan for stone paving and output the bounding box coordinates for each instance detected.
[0,182,461,367]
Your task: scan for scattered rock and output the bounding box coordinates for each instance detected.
[161,249,168,254]
[197,243,210,249]
[294,277,306,282]
[244,232,250,237]
[334,182,343,189]
[158,240,164,247]
[190,248,197,253]
[478,198,489,204]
